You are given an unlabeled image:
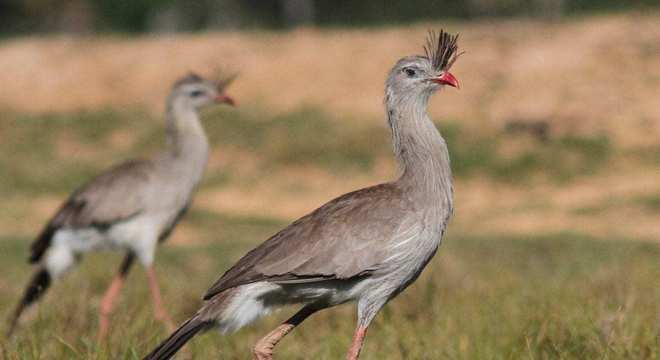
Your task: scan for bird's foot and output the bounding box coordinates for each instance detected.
[253,344,274,360]
[97,314,111,341]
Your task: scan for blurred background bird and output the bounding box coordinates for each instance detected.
[7,73,235,339]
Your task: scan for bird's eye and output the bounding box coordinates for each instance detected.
[190,90,204,97]
[403,68,416,77]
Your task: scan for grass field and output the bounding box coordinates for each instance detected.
[1,12,659,359]
[1,230,659,359]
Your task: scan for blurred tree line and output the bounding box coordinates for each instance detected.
[0,0,657,34]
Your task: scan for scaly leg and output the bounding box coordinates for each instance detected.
[253,305,320,360]
[346,326,368,360]
[146,265,175,331]
[98,253,134,340]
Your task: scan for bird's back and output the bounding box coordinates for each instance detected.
[29,154,199,262]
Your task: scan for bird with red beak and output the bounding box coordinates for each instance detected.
[144,30,461,360]
[7,72,237,340]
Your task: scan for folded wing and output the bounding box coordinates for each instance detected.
[29,160,155,263]
[204,183,418,299]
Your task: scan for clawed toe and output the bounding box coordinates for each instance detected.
[253,347,273,360]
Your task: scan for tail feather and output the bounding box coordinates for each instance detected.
[29,224,57,263]
[7,268,51,337]
[143,316,210,360]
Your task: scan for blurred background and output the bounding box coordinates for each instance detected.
[1,1,659,359]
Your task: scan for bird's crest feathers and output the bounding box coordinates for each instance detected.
[215,72,238,91]
[424,30,463,72]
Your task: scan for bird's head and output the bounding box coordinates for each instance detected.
[169,72,236,111]
[387,30,462,98]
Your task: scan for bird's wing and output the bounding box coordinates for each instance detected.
[29,159,156,263]
[204,183,419,299]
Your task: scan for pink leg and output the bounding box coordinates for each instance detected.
[147,266,175,331]
[253,305,319,360]
[98,275,124,339]
[346,326,368,360]
[98,253,135,340]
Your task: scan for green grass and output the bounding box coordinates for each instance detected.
[572,192,660,215]
[204,106,388,172]
[0,107,615,198]
[442,123,611,182]
[207,108,613,183]
[1,229,658,359]
[634,193,660,213]
[0,106,655,358]
[0,108,148,195]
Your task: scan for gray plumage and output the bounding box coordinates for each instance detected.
[30,159,155,263]
[145,30,461,360]
[8,72,235,336]
[204,183,413,298]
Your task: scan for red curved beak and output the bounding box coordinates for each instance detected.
[215,93,236,106]
[432,72,460,89]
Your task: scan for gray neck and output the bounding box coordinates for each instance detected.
[386,88,453,210]
[163,99,210,182]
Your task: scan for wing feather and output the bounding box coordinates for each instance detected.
[29,160,155,263]
[203,183,416,299]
